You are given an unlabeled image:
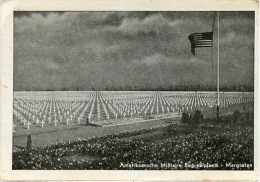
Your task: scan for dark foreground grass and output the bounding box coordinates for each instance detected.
[13,109,254,170]
[13,102,253,149]
[13,117,176,149]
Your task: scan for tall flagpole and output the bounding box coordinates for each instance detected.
[217,11,220,120]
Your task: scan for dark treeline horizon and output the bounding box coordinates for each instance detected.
[14,84,254,92]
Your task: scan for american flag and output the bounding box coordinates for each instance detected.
[188,32,213,56]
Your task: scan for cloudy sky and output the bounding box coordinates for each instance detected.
[14,11,254,91]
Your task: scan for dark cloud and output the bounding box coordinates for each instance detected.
[14,11,254,91]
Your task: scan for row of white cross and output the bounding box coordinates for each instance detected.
[14,92,253,121]
[13,92,254,131]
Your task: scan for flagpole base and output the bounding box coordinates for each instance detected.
[217,105,220,121]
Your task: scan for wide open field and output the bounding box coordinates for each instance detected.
[13,91,254,149]
[13,117,179,149]
[13,112,254,170]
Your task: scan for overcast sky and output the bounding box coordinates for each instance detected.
[14,11,254,91]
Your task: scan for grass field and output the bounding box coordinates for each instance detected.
[13,101,253,149]
[13,117,179,149]
[13,109,254,170]
[13,91,254,170]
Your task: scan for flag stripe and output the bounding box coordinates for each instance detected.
[192,44,212,46]
[188,32,213,56]
[192,42,212,44]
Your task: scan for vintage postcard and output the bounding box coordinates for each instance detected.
[0,0,259,181]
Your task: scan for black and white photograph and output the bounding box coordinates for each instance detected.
[11,10,256,171]
[0,0,258,180]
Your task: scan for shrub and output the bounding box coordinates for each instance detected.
[192,110,203,123]
[181,112,190,124]
[26,134,32,151]
[232,110,241,122]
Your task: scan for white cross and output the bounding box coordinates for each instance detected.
[32,115,36,121]
[48,117,51,123]
[36,118,39,125]
[77,117,81,124]
[23,119,27,126]
[59,115,63,122]
[13,124,16,133]
[54,119,58,126]
[66,118,70,125]
[27,121,31,130]
[41,120,45,128]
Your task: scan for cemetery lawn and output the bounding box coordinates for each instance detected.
[13,117,178,149]
[13,102,253,150]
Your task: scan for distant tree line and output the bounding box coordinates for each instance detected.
[181,109,253,126]
[18,84,254,92]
